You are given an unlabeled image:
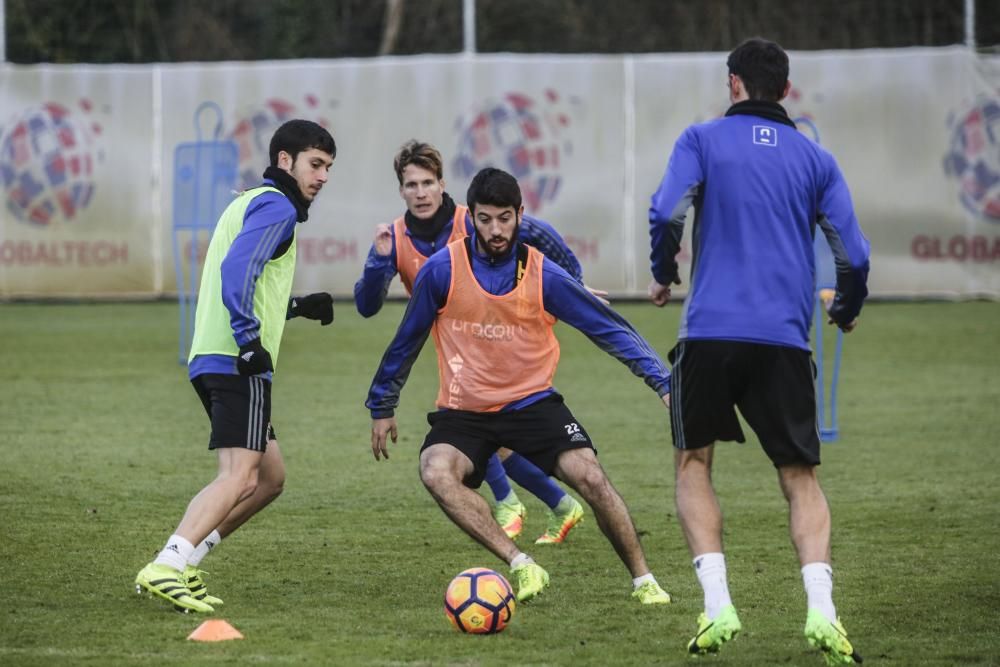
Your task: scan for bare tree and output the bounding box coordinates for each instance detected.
[378,0,405,56]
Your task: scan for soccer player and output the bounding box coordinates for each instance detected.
[134,120,337,613]
[367,167,673,605]
[648,38,869,664]
[355,140,587,545]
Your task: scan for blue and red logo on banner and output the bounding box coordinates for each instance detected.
[0,101,103,226]
[453,90,576,213]
[943,95,1000,223]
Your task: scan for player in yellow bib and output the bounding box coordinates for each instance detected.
[134,120,336,613]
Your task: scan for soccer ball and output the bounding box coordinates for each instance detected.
[444,567,516,634]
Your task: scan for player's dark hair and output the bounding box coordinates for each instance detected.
[269,119,336,167]
[394,140,444,185]
[727,37,789,102]
[466,167,522,214]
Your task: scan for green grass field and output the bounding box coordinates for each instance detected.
[2,301,998,666]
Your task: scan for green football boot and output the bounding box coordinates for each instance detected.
[687,604,741,655]
[534,496,584,545]
[183,566,224,606]
[631,580,672,604]
[492,498,526,539]
[135,562,214,613]
[804,609,863,665]
[510,562,550,602]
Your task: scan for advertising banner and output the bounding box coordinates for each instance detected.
[1,48,997,299]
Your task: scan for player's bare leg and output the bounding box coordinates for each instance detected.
[174,447,264,546]
[675,445,741,652]
[674,445,723,556]
[419,444,521,564]
[214,439,286,538]
[777,464,831,565]
[552,448,649,577]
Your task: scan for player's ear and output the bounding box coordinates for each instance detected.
[277,150,293,171]
[780,80,791,102]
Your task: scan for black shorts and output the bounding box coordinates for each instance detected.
[420,394,596,488]
[191,373,275,451]
[668,340,820,467]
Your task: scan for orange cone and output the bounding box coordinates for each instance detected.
[187,619,244,642]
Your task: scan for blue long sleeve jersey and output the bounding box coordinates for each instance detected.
[354,212,583,317]
[188,182,297,380]
[365,245,670,419]
[649,106,870,351]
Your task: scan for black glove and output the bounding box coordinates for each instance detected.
[288,292,334,326]
[236,338,273,376]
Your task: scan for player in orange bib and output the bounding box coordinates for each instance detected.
[366,167,673,605]
[355,140,594,544]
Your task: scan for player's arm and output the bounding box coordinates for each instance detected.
[649,127,704,299]
[816,156,870,331]
[353,224,399,318]
[365,252,451,419]
[220,194,297,350]
[541,261,671,399]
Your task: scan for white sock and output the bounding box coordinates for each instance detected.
[694,552,732,620]
[188,530,222,567]
[153,534,195,572]
[802,562,837,622]
[632,572,656,589]
[499,490,519,505]
[553,494,576,514]
[509,552,534,569]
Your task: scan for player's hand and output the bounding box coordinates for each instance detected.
[648,278,679,307]
[585,284,611,306]
[289,292,334,325]
[371,417,398,461]
[662,393,671,409]
[829,316,859,333]
[373,224,393,256]
[236,338,273,376]
[821,292,859,333]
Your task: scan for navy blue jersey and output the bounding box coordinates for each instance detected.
[650,102,870,351]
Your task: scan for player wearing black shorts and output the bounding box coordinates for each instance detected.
[367,168,675,606]
[648,38,869,662]
[134,120,336,614]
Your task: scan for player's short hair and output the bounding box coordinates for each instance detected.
[466,167,522,214]
[727,37,789,102]
[394,140,444,185]
[269,119,336,166]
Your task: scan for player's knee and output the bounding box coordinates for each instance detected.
[420,445,471,494]
[777,464,820,500]
[263,475,285,501]
[233,467,260,501]
[566,459,611,500]
[675,447,712,476]
[419,455,451,491]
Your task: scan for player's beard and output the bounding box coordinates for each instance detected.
[475,223,518,260]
